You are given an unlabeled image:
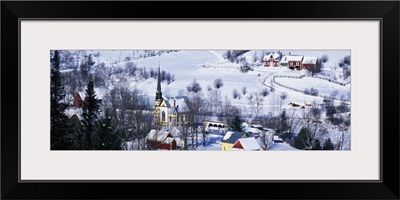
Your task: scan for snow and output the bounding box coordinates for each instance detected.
[222,131,234,141]
[275,76,350,98]
[282,55,303,62]
[263,52,280,61]
[269,143,299,151]
[244,127,262,134]
[302,56,318,64]
[146,129,171,141]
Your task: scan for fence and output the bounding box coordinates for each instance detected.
[272,75,350,101]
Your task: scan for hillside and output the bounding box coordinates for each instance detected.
[56,49,351,150]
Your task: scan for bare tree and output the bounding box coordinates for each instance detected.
[189,92,205,148]
[259,129,274,150]
[247,92,264,118]
[233,89,240,99]
[279,92,288,113]
[213,78,224,89]
[177,124,190,150]
[242,87,247,95]
[186,79,202,93]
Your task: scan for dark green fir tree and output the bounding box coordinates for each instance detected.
[81,80,99,150]
[230,115,243,132]
[93,108,121,150]
[322,138,335,150]
[50,50,73,150]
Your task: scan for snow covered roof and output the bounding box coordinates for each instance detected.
[64,107,83,120]
[280,55,303,63]
[165,96,192,113]
[146,129,173,142]
[302,56,318,64]
[77,92,85,99]
[244,127,262,134]
[232,137,261,150]
[221,131,245,144]
[76,88,103,100]
[263,52,281,61]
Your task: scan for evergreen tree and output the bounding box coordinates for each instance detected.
[50,50,73,150]
[93,108,121,150]
[276,109,289,139]
[82,80,99,150]
[230,115,243,132]
[312,140,322,150]
[293,127,312,150]
[70,117,84,150]
[322,138,335,150]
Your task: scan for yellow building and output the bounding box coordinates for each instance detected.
[154,65,192,127]
[221,131,246,151]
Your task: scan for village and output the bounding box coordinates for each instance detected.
[53,50,351,151]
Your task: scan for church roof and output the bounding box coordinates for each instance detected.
[165,96,192,113]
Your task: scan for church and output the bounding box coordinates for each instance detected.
[153,66,192,127]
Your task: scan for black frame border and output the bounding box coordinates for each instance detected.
[2,1,399,199]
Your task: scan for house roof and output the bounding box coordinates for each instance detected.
[76,88,103,100]
[221,131,245,144]
[263,52,281,61]
[146,129,173,142]
[64,107,83,120]
[165,96,192,113]
[302,56,318,64]
[77,92,86,99]
[280,55,303,63]
[232,137,262,150]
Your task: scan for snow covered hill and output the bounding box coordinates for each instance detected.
[57,49,351,150]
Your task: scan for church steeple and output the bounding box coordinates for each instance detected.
[155,62,163,100]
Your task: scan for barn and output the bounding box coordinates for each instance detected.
[145,130,177,150]
[301,56,318,70]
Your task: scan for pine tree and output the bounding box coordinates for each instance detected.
[93,108,121,150]
[277,109,289,139]
[50,50,73,150]
[322,138,335,150]
[293,127,308,150]
[230,115,243,132]
[81,80,99,150]
[312,140,322,150]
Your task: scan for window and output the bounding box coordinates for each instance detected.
[162,111,166,122]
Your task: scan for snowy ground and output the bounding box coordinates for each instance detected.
[269,142,300,151]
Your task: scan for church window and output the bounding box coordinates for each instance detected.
[162,111,166,122]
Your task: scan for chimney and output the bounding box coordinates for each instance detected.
[174,99,176,107]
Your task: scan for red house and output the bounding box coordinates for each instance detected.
[264,52,281,67]
[73,92,102,108]
[73,92,85,108]
[145,130,177,150]
[286,55,304,70]
[301,56,318,70]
